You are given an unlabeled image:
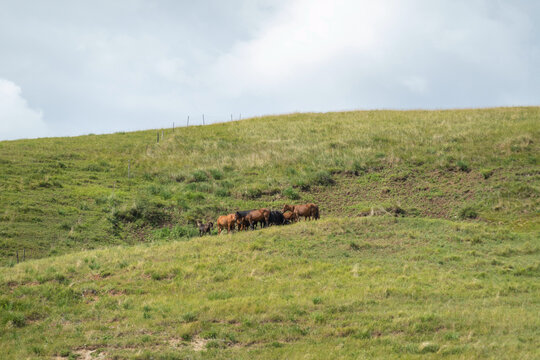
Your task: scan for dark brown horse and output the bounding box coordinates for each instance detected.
[282,204,319,221]
[243,208,270,230]
[235,210,253,231]
[197,221,213,236]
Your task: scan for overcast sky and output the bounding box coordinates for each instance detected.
[1,0,539,140]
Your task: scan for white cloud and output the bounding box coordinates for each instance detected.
[0,79,49,140]
[206,0,539,110]
[0,1,538,138]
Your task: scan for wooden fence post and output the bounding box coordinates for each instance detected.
[16,250,19,264]
[128,160,131,178]
[202,114,205,125]
[187,115,190,127]
[157,132,159,143]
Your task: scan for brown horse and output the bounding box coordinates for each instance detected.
[282,204,319,221]
[235,210,253,231]
[283,210,298,223]
[244,208,270,230]
[217,213,238,234]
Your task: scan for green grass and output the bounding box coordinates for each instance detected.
[1,217,538,358]
[0,107,539,358]
[0,107,538,263]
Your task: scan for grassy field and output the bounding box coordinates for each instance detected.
[1,218,538,359]
[0,107,539,358]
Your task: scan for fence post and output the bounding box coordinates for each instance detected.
[157,132,159,143]
[128,160,131,178]
[231,114,233,122]
[16,250,19,264]
[23,249,25,261]
[173,122,175,132]
[202,114,205,125]
[187,115,189,127]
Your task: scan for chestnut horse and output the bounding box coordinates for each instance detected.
[242,208,270,230]
[217,213,238,234]
[282,204,319,221]
[283,210,298,223]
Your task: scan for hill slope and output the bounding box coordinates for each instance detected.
[0,107,538,358]
[0,107,538,264]
[1,217,538,359]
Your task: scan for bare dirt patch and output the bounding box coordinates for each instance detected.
[191,336,208,351]
[73,349,106,360]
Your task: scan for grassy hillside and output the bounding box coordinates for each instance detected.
[0,107,538,358]
[1,217,538,359]
[0,107,538,264]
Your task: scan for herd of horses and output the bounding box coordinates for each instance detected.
[197,203,320,235]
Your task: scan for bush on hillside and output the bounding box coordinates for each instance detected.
[282,187,300,200]
[190,170,209,182]
[243,186,263,199]
[312,170,335,186]
[209,169,224,180]
[108,199,171,228]
[480,168,494,179]
[457,160,470,172]
[458,206,478,219]
[291,176,311,191]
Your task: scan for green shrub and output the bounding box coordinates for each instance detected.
[480,168,494,179]
[352,160,367,174]
[457,160,470,172]
[243,187,263,199]
[209,169,224,180]
[108,199,171,227]
[181,311,198,323]
[171,225,198,239]
[191,170,209,182]
[291,177,311,191]
[312,170,335,186]
[459,206,478,219]
[282,187,300,200]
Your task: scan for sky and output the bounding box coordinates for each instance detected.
[1,0,539,140]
